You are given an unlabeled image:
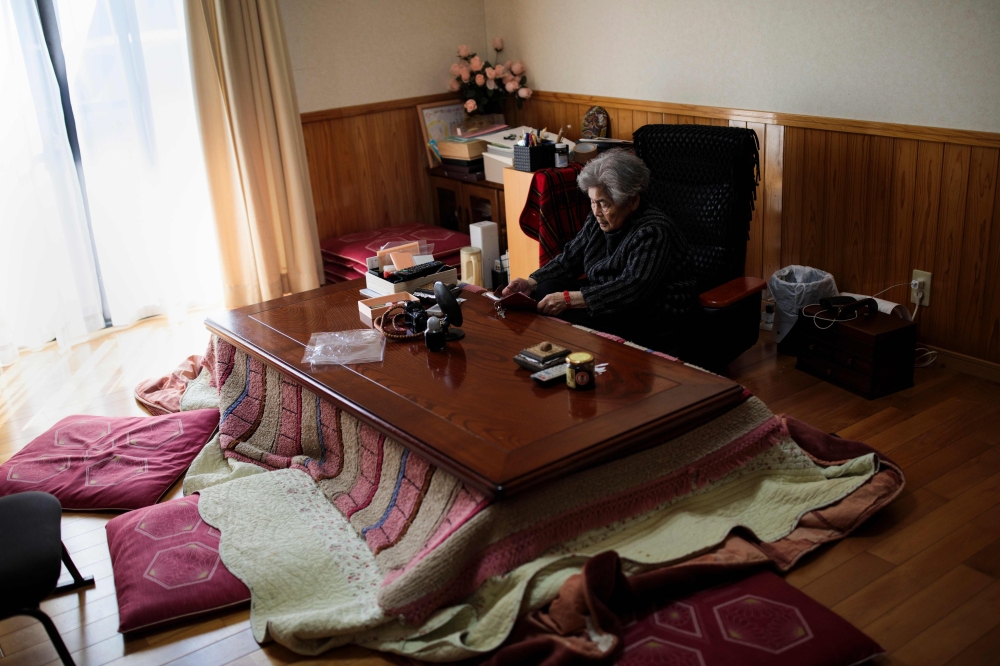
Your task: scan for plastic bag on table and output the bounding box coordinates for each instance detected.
[768,265,839,343]
[302,330,385,366]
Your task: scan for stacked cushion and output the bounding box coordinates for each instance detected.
[320,224,469,283]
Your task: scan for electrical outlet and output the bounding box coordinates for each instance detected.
[911,269,932,306]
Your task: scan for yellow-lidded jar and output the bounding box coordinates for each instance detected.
[565,352,596,390]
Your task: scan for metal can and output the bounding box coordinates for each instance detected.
[565,352,596,390]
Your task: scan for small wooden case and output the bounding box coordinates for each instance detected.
[794,305,917,399]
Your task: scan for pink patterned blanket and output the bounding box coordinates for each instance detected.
[209,335,814,624]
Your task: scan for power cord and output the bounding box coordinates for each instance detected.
[915,347,938,367]
[911,291,923,319]
[805,308,858,330]
[871,282,914,299]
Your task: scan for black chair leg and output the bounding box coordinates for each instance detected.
[23,608,76,666]
[53,545,94,594]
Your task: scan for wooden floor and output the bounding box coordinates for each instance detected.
[1,317,999,666]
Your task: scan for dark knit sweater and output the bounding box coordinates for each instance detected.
[530,202,695,317]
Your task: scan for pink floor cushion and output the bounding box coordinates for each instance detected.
[324,262,367,283]
[620,571,883,665]
[0,410,219,510]
[320,224,470,268]
[106,494,250,632]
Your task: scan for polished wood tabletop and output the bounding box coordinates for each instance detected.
[205,281,745,497]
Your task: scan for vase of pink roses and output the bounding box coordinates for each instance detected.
[448,37,532,115]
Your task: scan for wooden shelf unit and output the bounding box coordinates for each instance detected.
[429,173,507,252]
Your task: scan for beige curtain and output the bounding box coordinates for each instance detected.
[185,0,322,308]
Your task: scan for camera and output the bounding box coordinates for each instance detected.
[403,301,428,333]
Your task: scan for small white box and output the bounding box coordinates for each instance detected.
[358,292,420,325]
[483,152,514,184]
[364,257,458,295]
[469,221,500,289]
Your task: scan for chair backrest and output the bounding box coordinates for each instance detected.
[632,125,760,293]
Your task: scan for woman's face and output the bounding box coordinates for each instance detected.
[588,186,640,232]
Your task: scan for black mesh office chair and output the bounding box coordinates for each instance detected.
[0,492,95,666]
[633,124,766,369]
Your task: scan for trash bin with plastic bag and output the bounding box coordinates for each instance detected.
[768,266,839,343]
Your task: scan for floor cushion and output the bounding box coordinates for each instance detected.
[0,410,219,510]
[323,262,367,283]
[319,224,470,268]
[106,494,250,632]
[619,571,883,665]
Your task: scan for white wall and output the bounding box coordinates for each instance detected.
[482,0,1000,133]
[278,0,487,112]
[280,0,1000,133]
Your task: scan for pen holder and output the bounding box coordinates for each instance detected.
[513,143,556,172]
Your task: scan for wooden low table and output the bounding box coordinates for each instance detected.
[206,282,744,497]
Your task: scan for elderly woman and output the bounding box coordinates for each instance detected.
[502,149,694,351]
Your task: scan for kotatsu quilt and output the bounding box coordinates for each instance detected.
[171,333,902,661]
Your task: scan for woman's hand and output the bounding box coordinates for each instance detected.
[537,291,586,316]
[502,277,536,297]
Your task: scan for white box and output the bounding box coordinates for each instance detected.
[358,292,420,324]
[364,257,458,295]
[469,221,500,289]
[483,152,514,184]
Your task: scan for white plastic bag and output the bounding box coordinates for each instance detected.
[768,265,839,343]
[302,330,385,366]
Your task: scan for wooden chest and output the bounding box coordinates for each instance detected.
[793,304,917,399]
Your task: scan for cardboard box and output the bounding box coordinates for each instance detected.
[358,292,420,326]
[364,257,458,295]
[484,152,514,184]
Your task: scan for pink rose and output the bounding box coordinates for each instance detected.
[517,87,532,99]
[493,64,505,77]
[460,67,470,82]
[502,73,514,84]
[504,60,512,70]
[448,79,461,92]
[450,63,461,76]
[505,80,518,93]
[475,73,485,86]
[511,60,525,76]
[457,44,471,58]
[485,67,495,80]
[486,79,497,90]
[493,37,504,51]
[464,99,477,113]
[470,56,483,72]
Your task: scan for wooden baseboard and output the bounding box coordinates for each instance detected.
[922,344,1000,384]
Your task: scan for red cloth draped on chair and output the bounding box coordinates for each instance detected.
[518,163,590,266]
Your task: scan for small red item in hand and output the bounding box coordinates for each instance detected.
[563,290,571,306]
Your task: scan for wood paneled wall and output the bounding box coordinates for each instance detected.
[301,93,457,242]
[301,90,1000,365]
[504,92,1000,365]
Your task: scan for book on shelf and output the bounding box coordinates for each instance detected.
[430,166,485,183]
[440,157,484,174]
[436,138,486,160]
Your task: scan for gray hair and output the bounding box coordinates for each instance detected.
[577,148,650,205]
